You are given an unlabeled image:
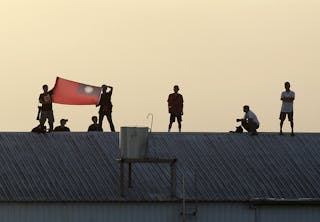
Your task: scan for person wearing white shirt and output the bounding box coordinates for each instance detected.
[236,105,259,135]
[280,82,295,136]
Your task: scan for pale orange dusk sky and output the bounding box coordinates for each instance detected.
[0,0,319,132]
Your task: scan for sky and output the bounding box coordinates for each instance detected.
[0,0,319,132]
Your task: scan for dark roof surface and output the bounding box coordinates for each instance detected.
[0,132,320,202]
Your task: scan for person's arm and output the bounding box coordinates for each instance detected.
[286,97,294,102]
[282,97,294,102]
[236,117,246,122]
[167,95,172,111]
[39,95,43,104]
[287,92,295,102]
[236,112,245,122]
[246,112,256,123]
[241,113,249,121]
[180,95,184,114]
[96,93,103,107]
[48,88,55,95]
[107,86,113,95]
[281,92,295,102]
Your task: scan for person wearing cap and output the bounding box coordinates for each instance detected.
[167,85,184,132]
[88,116,103,132]
[54,119,70,132]
[97,84,115,132]
[39,84,55,131]
[236,105,259,135]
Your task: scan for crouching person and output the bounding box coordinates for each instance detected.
[236,105,259,136]
[54,119,70,132]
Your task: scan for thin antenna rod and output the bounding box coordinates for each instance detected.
[147,113,154,132]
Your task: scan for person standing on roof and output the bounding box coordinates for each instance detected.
[39,84,54,132]
[280,81,295,136]
[167,85,184,132]
[97,84,115,132]
[237,105,259,135]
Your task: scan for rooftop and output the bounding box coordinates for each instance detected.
[0,132,319,202]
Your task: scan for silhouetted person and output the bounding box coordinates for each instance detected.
[236,105,259,135]
[229,125,243,133]
[280,81,295,136]
[39,84,54,131]
[97,85,115,132]
[54,119,70,132]
[88,116,103,131]
[167,85,184,132]
[31,124,46,134]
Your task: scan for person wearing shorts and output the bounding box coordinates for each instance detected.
[39,84,55,132]
[167,85,184,132]
[236,105,260,136]
[280,81,295,136]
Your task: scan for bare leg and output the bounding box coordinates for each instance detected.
[168,114,174,132]
[241,120,250,132]
[168,122,173,132]
[49,121,54,132]
[290,120,294,136]
[178,120,182,132]
[280,120,284,135]
[40,118,46,128]
[98,113,104,129]
[106,112,115,132]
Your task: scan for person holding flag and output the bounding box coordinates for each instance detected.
[39,84,55,132]
[52,77,102,105]
[97,84,115,132]
[41,77,115,132]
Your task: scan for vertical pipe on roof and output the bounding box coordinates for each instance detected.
[182,174,186,222]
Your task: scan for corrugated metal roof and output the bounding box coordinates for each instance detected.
[0,132,320,202]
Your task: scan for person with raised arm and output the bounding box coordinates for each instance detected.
[97,84,115,132]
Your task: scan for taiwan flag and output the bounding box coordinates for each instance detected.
[52,77,102,105]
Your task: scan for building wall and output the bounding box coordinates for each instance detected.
[0,202,319,222]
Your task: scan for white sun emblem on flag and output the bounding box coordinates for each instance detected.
[84,86,94,94]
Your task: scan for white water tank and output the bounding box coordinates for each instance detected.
[120,127,149,159]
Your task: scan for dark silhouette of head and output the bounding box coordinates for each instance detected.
[60,119,68,126]
[102,84,107,93]
[92,116,98,124]
[42,84,48,93]
[243,105,249,113]
[173,85,179,93]
[285,81,290,91]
